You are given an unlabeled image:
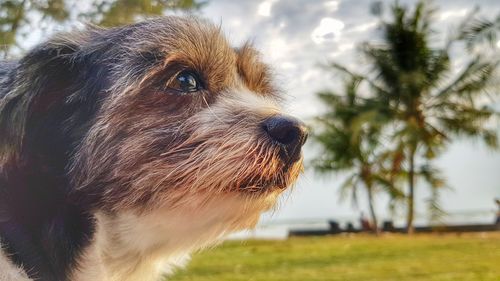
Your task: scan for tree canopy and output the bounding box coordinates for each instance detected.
[0,0,205,58]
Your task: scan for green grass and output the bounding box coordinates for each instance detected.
[168,232,500,281]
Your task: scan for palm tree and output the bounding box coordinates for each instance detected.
[313,77,403,233]
[325,1,499,233]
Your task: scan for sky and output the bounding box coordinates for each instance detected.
[17,0,500,226]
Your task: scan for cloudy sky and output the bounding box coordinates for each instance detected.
[196,0,500,225]
[19,0,500,225]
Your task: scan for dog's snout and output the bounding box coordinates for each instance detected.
[263,116,307,146]
[263,115,308,161]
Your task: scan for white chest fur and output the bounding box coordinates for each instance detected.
[0,245,31,281]
[71,192,278,281]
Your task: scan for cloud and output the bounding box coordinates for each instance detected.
[257,0,276,17]
[347,21,378,33]
[265,37,289,60]
[324,0,340,12]
[311,17,345,44]
[438,8,469,21]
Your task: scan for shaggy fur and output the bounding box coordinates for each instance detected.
[0,16,306,281]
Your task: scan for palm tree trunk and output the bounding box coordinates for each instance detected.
[406,147,416,234]
[367,186,379,234]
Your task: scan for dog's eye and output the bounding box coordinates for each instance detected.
[169,71,202,93]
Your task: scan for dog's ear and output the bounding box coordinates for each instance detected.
[0,30,109,167]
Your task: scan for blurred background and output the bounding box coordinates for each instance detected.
[1,0,499,280]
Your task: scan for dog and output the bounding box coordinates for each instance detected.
[0,16,307,281]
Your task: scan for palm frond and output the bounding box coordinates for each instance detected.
[435,58,499,99]
[459,13,500,50]
[327,62,391,96]
[337,172,360,208]
[426,188,447,224]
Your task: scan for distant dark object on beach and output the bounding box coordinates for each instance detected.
[289,221,500,237]
[495,198,500,225]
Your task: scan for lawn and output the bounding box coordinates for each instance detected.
[168,232,500,281]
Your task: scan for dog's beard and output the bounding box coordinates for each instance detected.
[159,112,303,195]
[70,90,303,214]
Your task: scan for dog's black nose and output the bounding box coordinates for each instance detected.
[263,115,308,162]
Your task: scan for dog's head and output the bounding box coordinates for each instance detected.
[0,17,306,226]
